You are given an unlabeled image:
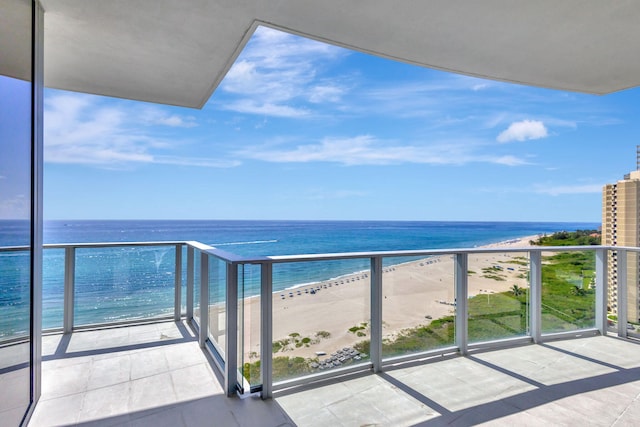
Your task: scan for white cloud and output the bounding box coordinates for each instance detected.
[491,155,529,166]
[497,120,548,143]
[44,93,233,168]
[534,184,602,196]
[236,135,528,167]
[472,83,489,91]
[309,85,345,103]
[140,108,198,128]
[218,26,348,117]
[221,100,309,118]
[45,93,148,164]
[153,156,240,168]
[0,194,29,219]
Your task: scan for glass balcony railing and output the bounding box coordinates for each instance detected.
[270,258,371,383]
[0,246,31,341]
[381,255,456,359]
[0,242,630,399]
[72,244,180,327]
[467,252,530,344]
[540,249,596,334]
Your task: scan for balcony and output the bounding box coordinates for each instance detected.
[3,242,640,425]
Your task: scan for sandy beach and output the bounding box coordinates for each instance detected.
[207,235,539,362]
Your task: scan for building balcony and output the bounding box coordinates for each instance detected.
[26,323,640,426]
[3,242,640,426]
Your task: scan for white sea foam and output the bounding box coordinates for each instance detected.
[212,239,278,246]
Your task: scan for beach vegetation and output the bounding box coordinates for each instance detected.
[244,356,318,383]
[511,285,524,296]
[353,340,370,355]
[272,330,332,353]
[468,270,476,275]
[272,338,290,353]
[482,273,506,281]
[243,360,260,384]
[501,259,528,266]
[348,322,368,335]
[481,266,506,281]
[531,230,600,246]
[315,330,331,339]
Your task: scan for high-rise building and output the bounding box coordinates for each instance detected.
[603,153,640,322]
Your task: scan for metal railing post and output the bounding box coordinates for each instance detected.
[260,262,273,399]
[225,262,239,397]
[595,248,607,334]
[199,252,209,348]
[186,246,194,321]
[617,249,628,337]
[530,250,542,343]
[174,244,182,321]
[370,256,383,372]
[63,246,76,334]
[455,253,468,355]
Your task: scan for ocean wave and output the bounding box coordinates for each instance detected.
[212,239,278,246]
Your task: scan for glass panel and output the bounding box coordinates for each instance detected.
[208,257,227,358]
[239,263,262,391]
[541,250,596,334]
[193,250,201,326]
[42,248,65,329]
[382,255,455,359]
[74,245,177,325]
[0,0,33,421]
[606,249,619,333]
[272,258,370,383]
[625,251,640,336]
[181,246,187,315]
[468,252,530,343]
[0,246,30,339]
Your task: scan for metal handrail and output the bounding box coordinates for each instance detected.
[2,242,633,400]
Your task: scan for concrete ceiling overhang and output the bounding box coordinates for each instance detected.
[3,0,640,108]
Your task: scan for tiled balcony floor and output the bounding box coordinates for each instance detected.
[28,321,293,427]
[29,322,640,426]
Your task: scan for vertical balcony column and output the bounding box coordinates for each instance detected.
[595,248,608,334]
[260,262,273,399]
[529,250,542,343]
[617,249,628,338]
[174,244,182,321]
[63,246,76,334]
[370,256,383,373]
[455,253,468,355]
[186,246,194,321]
[32,0,45,407]
[225,262,239,397]
[199,252,209,348]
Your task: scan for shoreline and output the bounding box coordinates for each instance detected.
[223,234,542,362]
[265,234,540,296]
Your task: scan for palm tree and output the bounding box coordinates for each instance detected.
[511,284,523,296]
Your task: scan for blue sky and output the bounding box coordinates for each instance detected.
[38,26,640,222]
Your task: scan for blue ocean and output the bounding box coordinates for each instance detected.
[0,220,599,335]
